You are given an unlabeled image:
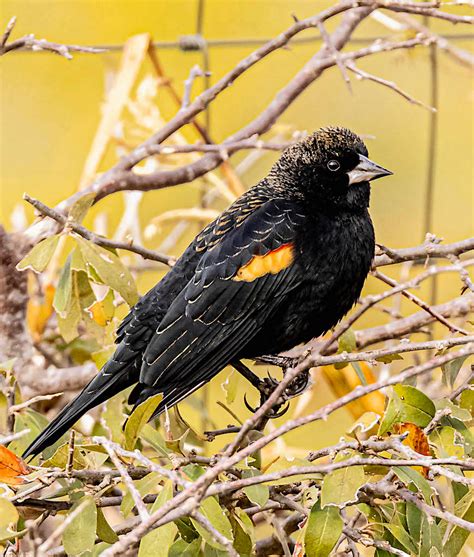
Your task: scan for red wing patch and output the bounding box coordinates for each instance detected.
[233,243,294,282]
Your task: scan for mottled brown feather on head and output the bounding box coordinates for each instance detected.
[282,126,367,164]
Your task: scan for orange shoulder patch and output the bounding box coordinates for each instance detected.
[233,243,294,282]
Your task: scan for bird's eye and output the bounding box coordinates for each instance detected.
[327,160,340,172]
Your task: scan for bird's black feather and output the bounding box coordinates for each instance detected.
[23,126,390,458]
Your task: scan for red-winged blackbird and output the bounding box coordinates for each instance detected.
[24,127,391,458]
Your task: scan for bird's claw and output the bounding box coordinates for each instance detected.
[283,369,310,399]
[244,369,311,419]
[243,393,290,418]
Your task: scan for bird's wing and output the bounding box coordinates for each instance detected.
[134,198,305,410]
[22,235,209,458]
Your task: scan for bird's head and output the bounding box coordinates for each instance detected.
[272,126,392,211]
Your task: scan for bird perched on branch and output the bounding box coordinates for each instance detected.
[24,126,391,458]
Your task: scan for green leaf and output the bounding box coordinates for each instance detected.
[384,523,417,554]
[320,457,366,507]
[230,509,254,557]
[141,423,170,458]
[242,468,269,507]
[124,393,162,451]
[96,507,118,544]
[393,466,433,503]
[42,443,87,469]
[379,384,435,435]
[429,427,464,458]
[181,463,206,481]
[69,192,95,224]
[304,500,342,557]
[53,255,72,315]
[442,490,474,557]
[394,384,435,426]
[191,496,233,550]
[376,353,403,364]
[57,273,82,343]
[203,545,228,557]
[334,329,356,370]
[75,235,138,306]
[175,517,199,543]
[63,495,97,556]
[460,386,474,414]
[76,270,97,311]
[70,245,87,272]
[445,417,474,456]
[138,481,177,557]
[16,234,60,273]
[351,361,367,385]
[121,472,160,518]
[442,356,468,388]
[406,501,422,548]
[378,389,402,435]
[347,411,380,439]
[435,399,471,422]
[169,538,201,557]
[420,512,443,557]
[0,497,18,528]
[9,408,63,460]
[393,466,433,502]
[101,394,126,445]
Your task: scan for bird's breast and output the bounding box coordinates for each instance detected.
[241,211,374,357]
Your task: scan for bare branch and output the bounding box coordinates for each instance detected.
[347,60,436,111]
[373,269,469,335]
[23,194,174,267]
[191,511,238,557]
[180,64,209,110]
[374,237,474,266]
[0,17,105,59]
[99,437,150,522]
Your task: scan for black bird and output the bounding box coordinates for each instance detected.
[24,127,391,458]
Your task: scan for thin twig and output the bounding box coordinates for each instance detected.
[191,511,239,557]
[23,194,174,266]
[317,20,352,92]
[99,438,150,522]
[373,269,469,335]
[0,17,105,58]
[0,429,30,446]
[347,60,436,111]
[319,259,474,354]
[8,392,63,414]
[180,64,209,110]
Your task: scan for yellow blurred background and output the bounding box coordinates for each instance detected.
[1,1,473,452]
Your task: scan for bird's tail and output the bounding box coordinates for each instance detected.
[22,364,134,459]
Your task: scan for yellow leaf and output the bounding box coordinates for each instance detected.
[86,289,115,326]
[27,283,55,340]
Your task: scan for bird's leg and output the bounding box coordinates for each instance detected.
[231,360,263,390]
[232,360,311,419]
[232,360,286,418]
[233,360,284,418]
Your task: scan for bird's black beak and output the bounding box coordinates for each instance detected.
[347,154,393,185]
